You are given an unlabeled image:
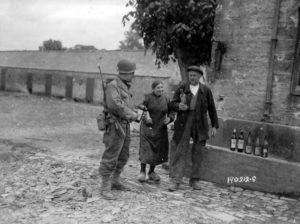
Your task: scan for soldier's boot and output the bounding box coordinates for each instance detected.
[100,175,116,200]
[111,172,131,191]
[168,178,180,192]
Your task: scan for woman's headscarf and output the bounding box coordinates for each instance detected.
[152,80,163,90]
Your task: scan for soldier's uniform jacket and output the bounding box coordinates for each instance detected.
[105,77,136,122]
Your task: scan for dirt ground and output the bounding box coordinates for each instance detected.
[0,92,299,224]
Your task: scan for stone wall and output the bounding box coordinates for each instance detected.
[0,67,171,106]
[210,0,300,127]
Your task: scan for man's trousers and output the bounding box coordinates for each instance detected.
[99,122,130,176]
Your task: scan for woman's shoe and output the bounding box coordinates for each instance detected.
[168,182,179,192]
[148,172,160,182]
[138,172,146,182]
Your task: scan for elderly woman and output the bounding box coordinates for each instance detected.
[138,80,174,182]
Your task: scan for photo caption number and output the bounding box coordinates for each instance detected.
[226,176,256,184]
[227,176,234,184]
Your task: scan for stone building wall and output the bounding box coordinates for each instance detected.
[272,0,300,125]
[210,0,300,127]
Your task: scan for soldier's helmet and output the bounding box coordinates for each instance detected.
[117,59,136,74]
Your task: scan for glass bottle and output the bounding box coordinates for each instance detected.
[245,131,253,154]
[254,135,262,156]
[230,129,237,151]
[262,136,269,158]
[237,130,245,153]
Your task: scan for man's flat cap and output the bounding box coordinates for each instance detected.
[117,59,136,74]
[187,66,203,75]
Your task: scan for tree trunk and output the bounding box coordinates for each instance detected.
[176,49,189,82]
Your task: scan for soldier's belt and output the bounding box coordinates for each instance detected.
[106,113,129,124]
[118,119,129,124]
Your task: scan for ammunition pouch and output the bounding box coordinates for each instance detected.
[97,110,129,132]
[96,111,113,131]
[96,113,106,131]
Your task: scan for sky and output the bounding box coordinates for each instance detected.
[0,0,133,50]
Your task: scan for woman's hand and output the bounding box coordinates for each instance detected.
[144,111,152,124]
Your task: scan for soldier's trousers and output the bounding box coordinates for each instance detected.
[99,122,130,177]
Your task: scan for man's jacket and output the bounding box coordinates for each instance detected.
[170,82,219,144]
[105,77,137,122]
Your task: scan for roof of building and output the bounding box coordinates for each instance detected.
[0,50,180,78]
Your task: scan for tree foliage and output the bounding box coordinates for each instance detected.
[41,39,64,51]
[119,28,144,50]
[123,0,217,80]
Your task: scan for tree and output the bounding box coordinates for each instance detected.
[119,28,144,50]
[40,39,64,51]
[123,0,217,81]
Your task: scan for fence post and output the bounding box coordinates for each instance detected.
[86,78,95,103]
[26,73,33,93]
[45,74,52,96]
[0,68,7,91]
[65,76,73,99]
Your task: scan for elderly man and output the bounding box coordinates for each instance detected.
[99,59,139,200]
[168,66,219,191]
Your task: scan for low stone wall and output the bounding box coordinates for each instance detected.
[207,118,300,162]
[201,145,300,195]
[0,66,171,105]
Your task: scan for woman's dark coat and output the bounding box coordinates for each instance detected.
[139,93,173,165]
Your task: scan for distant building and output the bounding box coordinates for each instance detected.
[69,45,98,52]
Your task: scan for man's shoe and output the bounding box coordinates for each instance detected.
[168,182,179,192]
[189,178,198,187]
[148,172,160,182]
[161,162,169,170]
[189,179,193,187]
[192,180,202,190]
[138,172,146,182]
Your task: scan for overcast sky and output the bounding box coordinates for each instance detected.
[0,0,132,50]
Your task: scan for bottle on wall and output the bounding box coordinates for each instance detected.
[262,136,269,158]
[254,134,262,156]
[237,130,245,153]
[245,131,253,154]
[230,128,237,151]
